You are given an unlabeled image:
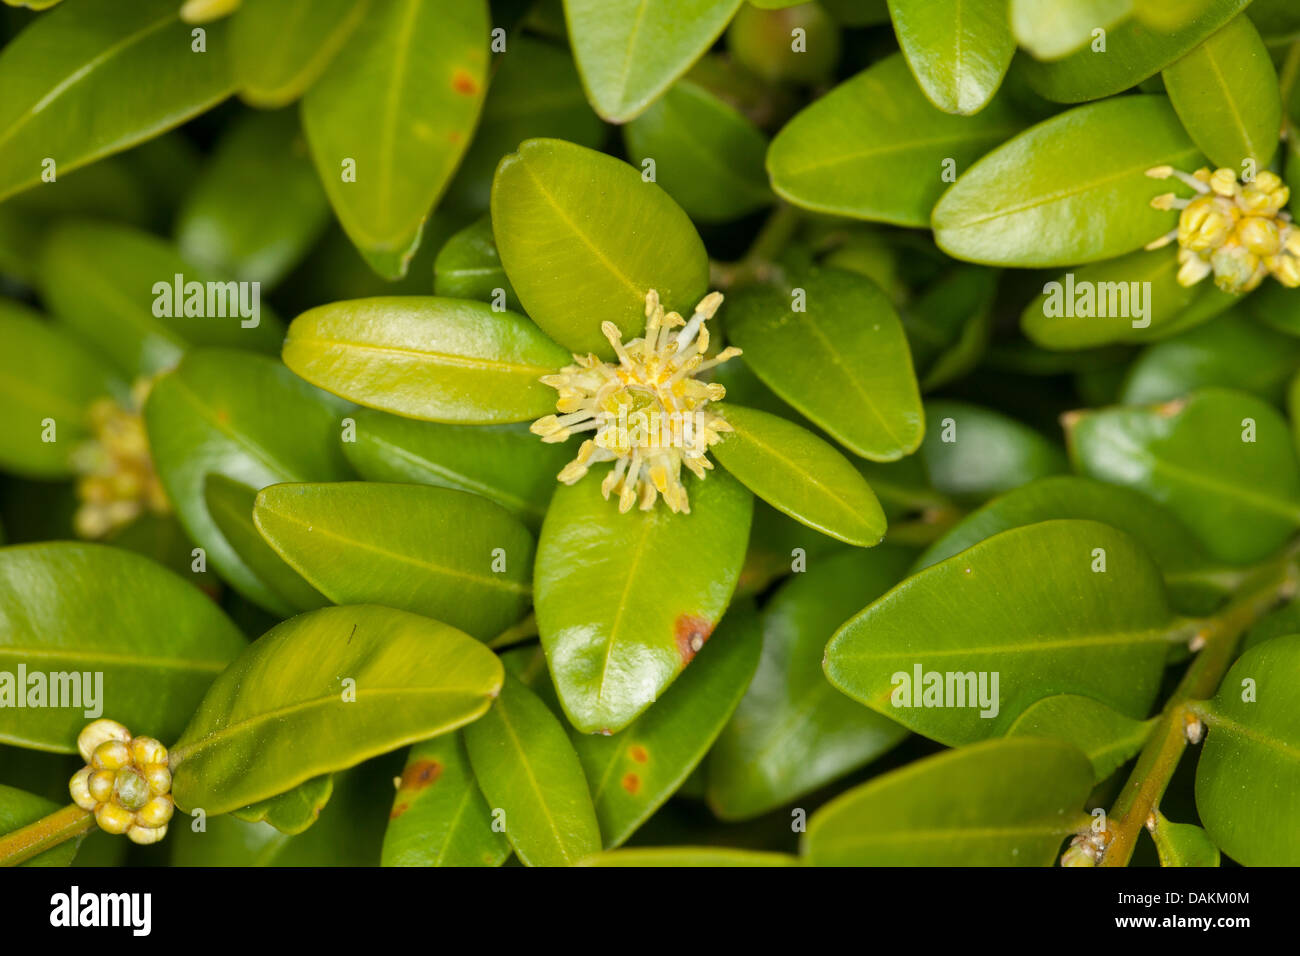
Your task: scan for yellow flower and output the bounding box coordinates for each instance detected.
[69,719,173,846]
[532,290,740,514]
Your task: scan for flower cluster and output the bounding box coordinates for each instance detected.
[69,719,174,845]
[531,289,739,514]
[71,379,169,539]
[1145,165,1300,294]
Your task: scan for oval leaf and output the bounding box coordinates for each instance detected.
[919,400,1068,502]
[1007,693,1155,782]
[886,0,1015,115]
[1150,812,1221,867]
[231,0,368,108]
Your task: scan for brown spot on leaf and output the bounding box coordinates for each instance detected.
[674,614,713,664]
[452,69,479,96]
[622,773,641,795]
[448,130,463,144]
[628,744,648,764]
[389,802,410,820]
[398,759,442,792]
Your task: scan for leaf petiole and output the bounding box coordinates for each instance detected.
[0,803,94,867]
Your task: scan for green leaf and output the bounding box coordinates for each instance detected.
[231,775,333,835]
[803,737,1093,865]
[1149,812,1221,866]
[1249,0,1300,39]
[1066,388,1300,564]
[580,847,798,866]
[825,520,1173,744]
[0,0,233,204]
[0,299,117,478]
[768,54,1025,226]
[463,674,601,866]
[282,296,570,424]
[144,349,354,616]
[885,0,1015,115]
[0,784,78,866]
[301,0,489,278]
[1162,14,1280,169]
[710,403,886,547]
[1010,0,1133,61]
[203,474,328,614]
[0,542,246,752]
[726,2,842,86]
[230,0,368,108]
[1020,0,1252,103]
[174,109,330,286]
[1022,247,1238,349]
[382,733,508,866]
[1121,311,1300,405]
[1243,599,1300,652]
[919,400,1068,503]
[905,266,997,391]
[933,96,1204,268]
[253,482,534,642]
[707,547,913,820]
[734,500,846,598]
[1007,694,1155,782]
[563,0,742,123]
[341,409,569,531]
[491,138,709,358]
[38,221,285,378]
[171,604,502,815]
[726,267,924,461]
[1195,634,1300,865]
[622,79,771,222]
[569,601,762,847]
[535,470,752,734]
[433,216,521,312]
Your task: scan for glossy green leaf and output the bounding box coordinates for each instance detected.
[570,601,762,847]
[1121,312,1300,405]
[825,520,1173,744]
[0,784,78,866]
[1162,14,1280,169]
[1022,247,1238,349]
[254,482,534,642]
[1020,0,1252,103]
[1242,599,1300,652]
[231,0,368,107]
[623,79,771,222]
[563,0,742,123]
[726,267,924,461]
[1007,694,1154,782]
[1150,812,1220,867]
[0,542,246,752]
[708,547,913,820]
[726,2,842,86]
[282,296,570,424]
[175,109,330,286]
[171,604,502,815]
[39,221,285,378]
[464,674,601,866]
[231,774,333,835]
[734,500,846,598]
[382,733,508,866]
[804,737,1093,865]
[886,0,1015,115]
[433,216,521,312]
[934,96,1204,268]
[301,0,488,277]
[768,54,1025,226]
[341,409,569,531]
[0,0,233,204]
[144,349,354,615]
[535,470,752,734]
[919,400,1068,503]
[492,138,709,357]
[203,474,327,613]
[1010,0,1133,61]
[1195,634,1300,865]
[1067,388,1300,564]
[581,847,797,866]
[710,403,886,547]
[0,299,117,478]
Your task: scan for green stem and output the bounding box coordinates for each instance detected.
[1098,548,1299,867]
[0,804,94,867]
[1278,40,1300,123]
[711,202,802,290]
